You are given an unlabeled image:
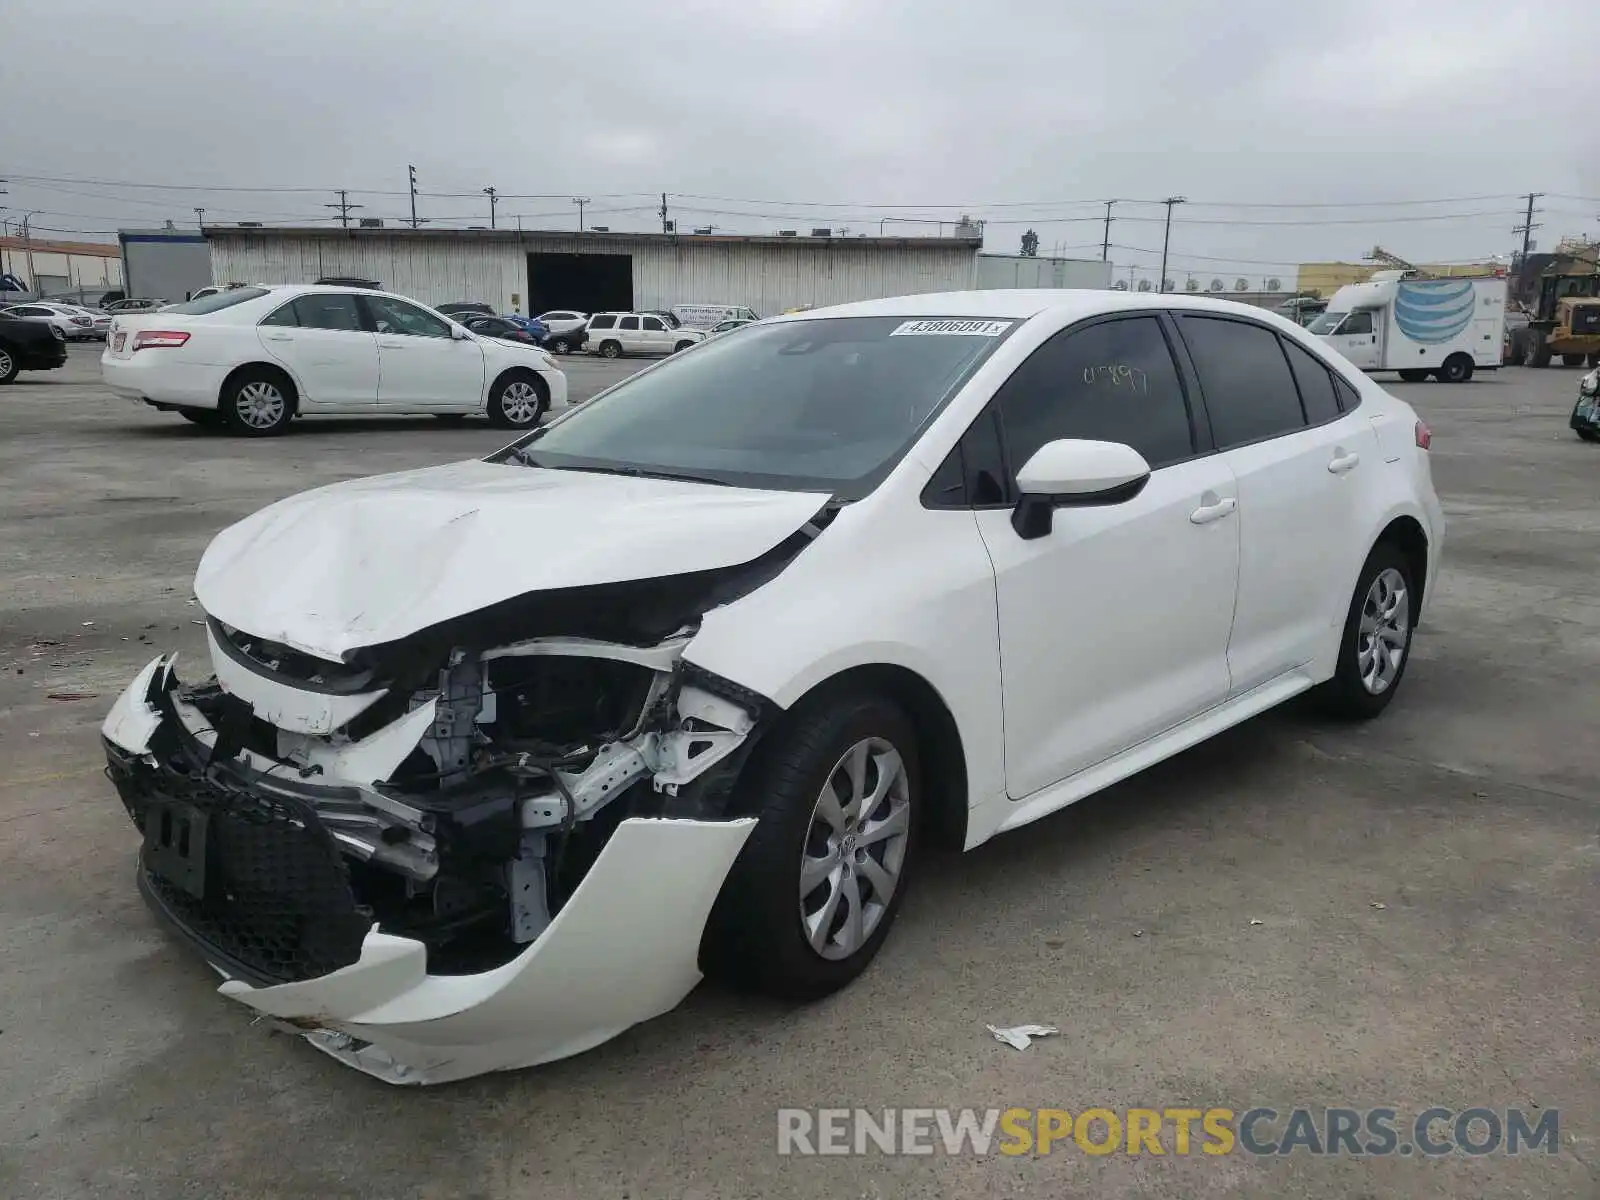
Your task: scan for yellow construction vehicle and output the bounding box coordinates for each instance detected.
[1515,262,1600,368]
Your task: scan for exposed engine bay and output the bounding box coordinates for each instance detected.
[102,524,830,990]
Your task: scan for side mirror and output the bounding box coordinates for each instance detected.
[450,323,473,341]
[1011,439,1152,540]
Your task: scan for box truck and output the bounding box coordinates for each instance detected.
[1309,271,1506,382]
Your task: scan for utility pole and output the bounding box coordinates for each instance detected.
[660,192,670,233]
[193,206,205,227]
[21,212,37,300]
[1159,196,1186,292]
[324,189,363,228]
[1101,199,1116,262]
[572,196,589,231]
[407,165,421,228]
[484,186,498,229]
[1512,191,1543,272]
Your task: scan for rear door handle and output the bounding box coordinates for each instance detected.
[378,341,405,349]
[1328,450,1361,474]
[1190,496,1237,525]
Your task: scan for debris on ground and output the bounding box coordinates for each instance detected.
[47,692,98,701]
[1249,919,1264,926]
[986,1023,1059,1051]
[1371,902,1387,910]
[80,621,94,627]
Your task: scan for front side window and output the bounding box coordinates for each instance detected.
[291,293,363,331]
[1177,315,1306,448]
[992,315,1196,474]
[1340,311,1374,336]
[494,315,1013,496]
[1307,310,1344,335]
[162,287,271,315]
[364,295,450,338]
[641,316,666,332]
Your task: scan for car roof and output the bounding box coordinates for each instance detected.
[780,288,1311,330]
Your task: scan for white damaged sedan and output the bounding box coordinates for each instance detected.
[103,291,1444,1083]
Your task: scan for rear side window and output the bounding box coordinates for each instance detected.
[1177,316,1306,448]
[163,287,271,315]
[292,293,363,331]
[1333,374,1362,413]
[589,314,616,330]
[993,316,1196,473]
[1279,337,1342,425]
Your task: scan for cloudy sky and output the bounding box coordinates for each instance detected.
[2,0,1596,285]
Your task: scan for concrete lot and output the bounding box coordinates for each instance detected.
[1,347,1596,1199]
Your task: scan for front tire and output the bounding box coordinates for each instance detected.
[1562,354,1586,367]
[220,369,294,436]
[673,340,696,353]
[1315,542,1418,720]
[703,693,919,1001]
[550,336,571,354]
[487,370,547,428]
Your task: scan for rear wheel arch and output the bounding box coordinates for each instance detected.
[1372,515,1429,617]
[219,361,298,413]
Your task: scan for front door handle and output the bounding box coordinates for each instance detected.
[1190,495,1237,525]
[263,333,292,342]
[1328,449,1361,474]
[378,341,405,349]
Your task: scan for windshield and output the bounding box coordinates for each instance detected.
[494,315,1015,496]
[162,287,271,315]
[1307,310,1346,335]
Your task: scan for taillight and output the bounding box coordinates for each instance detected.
[132,330,190,350]
[71,316,92,326]
[1414,420,1432,450]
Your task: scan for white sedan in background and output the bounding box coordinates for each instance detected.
[3,302,110,341]
[101,289,1442,1084]
[102,285,568,435]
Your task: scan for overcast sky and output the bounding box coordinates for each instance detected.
[2,0,1596,285]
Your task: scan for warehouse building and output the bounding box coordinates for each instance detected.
[974,252,1112,290]
[205,226,987,317]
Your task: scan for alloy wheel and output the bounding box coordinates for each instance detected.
[235,381,286,429]
[799,737,911,961]
[0,349,13,378]
[499,379,542,425]
[1357,567,1410,694]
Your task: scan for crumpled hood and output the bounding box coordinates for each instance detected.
[194,459,825,662]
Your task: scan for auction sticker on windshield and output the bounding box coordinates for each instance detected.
[890,319,1012,337]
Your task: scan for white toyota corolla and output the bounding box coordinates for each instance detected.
[102,284,568,435]
[101,290,1443,1083]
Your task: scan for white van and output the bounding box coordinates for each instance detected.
[670,303,759,331]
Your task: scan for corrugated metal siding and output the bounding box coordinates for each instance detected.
[974,255,1112,290]
[209,233,979,315]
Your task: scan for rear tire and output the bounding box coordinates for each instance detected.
[1528,339,1552,368]
[220,368,294,436]
[702,692,920,1001]
[486,369,547,428]
[1314,542,1418,720]
[598,340,622,359]
[1588,353,1600,368]
[1397,368,1430,382]
[1562,354,1585,367]
[1436,353,1473,383]
[673,340,696,353]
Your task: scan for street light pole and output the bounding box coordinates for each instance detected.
[1158,196,1186,292]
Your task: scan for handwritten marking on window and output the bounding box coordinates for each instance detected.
[1082,364,1148,395]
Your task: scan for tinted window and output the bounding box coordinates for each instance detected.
[993,316,1195,473]
[1341,311,1374,335]
[163,287,271,315]
[589,314,616,330]
[641,316,666,332]
[1280,337,1342,425]
[619,316,641,331]
[365,295,450,338]
[291,293,363,331]
[1333,374,1362,413]
[260,301,298,327]
[1177,316,1306,448]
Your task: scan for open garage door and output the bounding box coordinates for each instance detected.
[527,253,633,316]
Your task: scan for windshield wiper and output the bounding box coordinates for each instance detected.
[508,454,732,487]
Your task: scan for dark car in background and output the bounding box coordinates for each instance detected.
[458,314,547,347]
[437,302,496,319]
[0,311,69,383]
